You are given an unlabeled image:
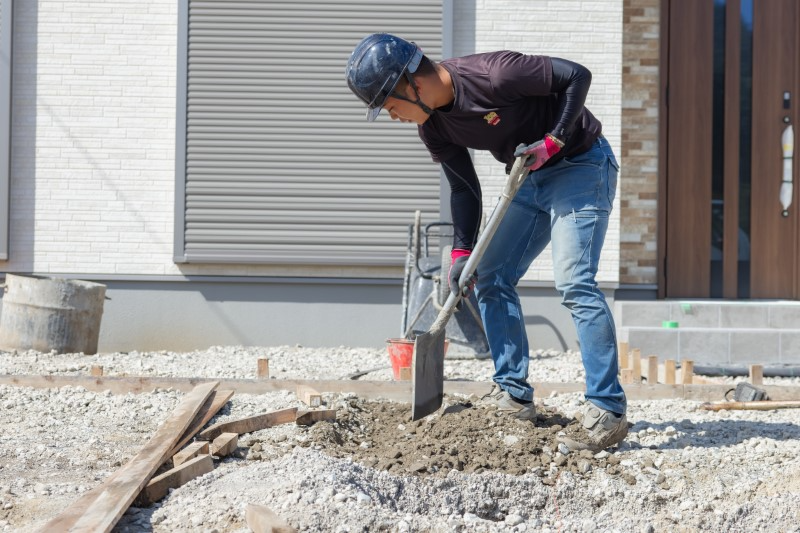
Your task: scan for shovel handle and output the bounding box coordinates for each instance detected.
[425,156,530,335]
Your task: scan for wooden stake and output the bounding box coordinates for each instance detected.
[664,360,676,385]
[210,432,238,458]
[398,367,412,381]
[296,384,322,407]
[749,364,764,386]
[620,368,635,385]
[618,342,629,371]
[647,355,659,384]
[631,349,642,382]
[257,358,270,379]
[681,359,694,384]
[172,440,209,467]
[90,365,103,377]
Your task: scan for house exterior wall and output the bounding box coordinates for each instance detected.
[2,0,631,351]
[620,0,660,286]
[7,0,625,284]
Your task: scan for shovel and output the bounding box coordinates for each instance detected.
[412,153,530,420]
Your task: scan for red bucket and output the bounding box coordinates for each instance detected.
[386,338,414,380]
[386,338,449,380]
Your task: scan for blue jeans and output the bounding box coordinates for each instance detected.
[474,136,626,415]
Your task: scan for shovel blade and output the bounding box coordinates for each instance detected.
[411,328,446,420]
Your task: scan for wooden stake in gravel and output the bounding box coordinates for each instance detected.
[750,364,764,385]
[246,503,297,533]
[681,360,695,385]
[257,358,270,379]
[90,365,104,377]
[618,341,629,371]
[620,368,635,385]
[665,359,676,385]
[647,355,659,384]
[39,381,219,533]
[631,349,642,383]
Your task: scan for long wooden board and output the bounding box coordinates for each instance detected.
[38,381,218,533]
[167,389,234,460]
[197,407,298,441]
[5,374,800,402]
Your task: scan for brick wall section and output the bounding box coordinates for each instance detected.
[452,0,623,284]
[620,0,660,284]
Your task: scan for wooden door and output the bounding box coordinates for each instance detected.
[749,0,799,298]
[661,0,800,299]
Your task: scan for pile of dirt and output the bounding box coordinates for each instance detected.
[304,396,636,484]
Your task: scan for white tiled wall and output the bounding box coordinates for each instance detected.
[451,0,622,284]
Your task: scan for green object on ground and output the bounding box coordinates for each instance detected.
[662,320,679,328]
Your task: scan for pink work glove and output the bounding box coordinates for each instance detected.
[513,134,563,172]
[448,248,476,299]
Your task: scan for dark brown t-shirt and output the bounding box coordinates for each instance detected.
[418,51,602,171]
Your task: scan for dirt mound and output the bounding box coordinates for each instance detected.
[305,396,632,483]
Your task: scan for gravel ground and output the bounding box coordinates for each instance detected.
[1,345,800,532]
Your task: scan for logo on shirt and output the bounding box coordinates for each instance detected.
[484,112,501,126]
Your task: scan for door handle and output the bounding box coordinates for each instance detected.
[781,124,794,217]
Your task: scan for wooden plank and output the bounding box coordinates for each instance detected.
[398,367,412,381]
[618,341,629,370]
[197,407,298,441]
[257,358,270,379]
[210,433,238,457]
[750,364,764,386]
[90,366,104,377]
[134,454,213,506]
[246,503,297,533]
[647,355,659,384]
[0,374,495,401]
[296,409,337,426]
[665,360,676,385]
[39,381,218,533]
[168,389,234,459]
[295,384,322,407]
[172,441,209,468]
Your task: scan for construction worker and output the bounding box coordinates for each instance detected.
[345,34,627,451]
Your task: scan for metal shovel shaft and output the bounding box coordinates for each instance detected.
[412,156,530,420]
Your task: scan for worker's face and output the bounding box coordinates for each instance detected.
[383,81,430,125]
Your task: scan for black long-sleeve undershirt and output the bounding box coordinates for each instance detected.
[549,57,592,141]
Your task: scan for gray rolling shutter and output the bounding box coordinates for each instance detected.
[0,0,12,260]
[177,0,444,265]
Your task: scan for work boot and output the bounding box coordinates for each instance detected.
[477,384,536,421]
[558,402,628,452]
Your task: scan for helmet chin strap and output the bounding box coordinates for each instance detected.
[391,71,434,116]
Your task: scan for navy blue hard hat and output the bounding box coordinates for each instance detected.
[346,33,423,121]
